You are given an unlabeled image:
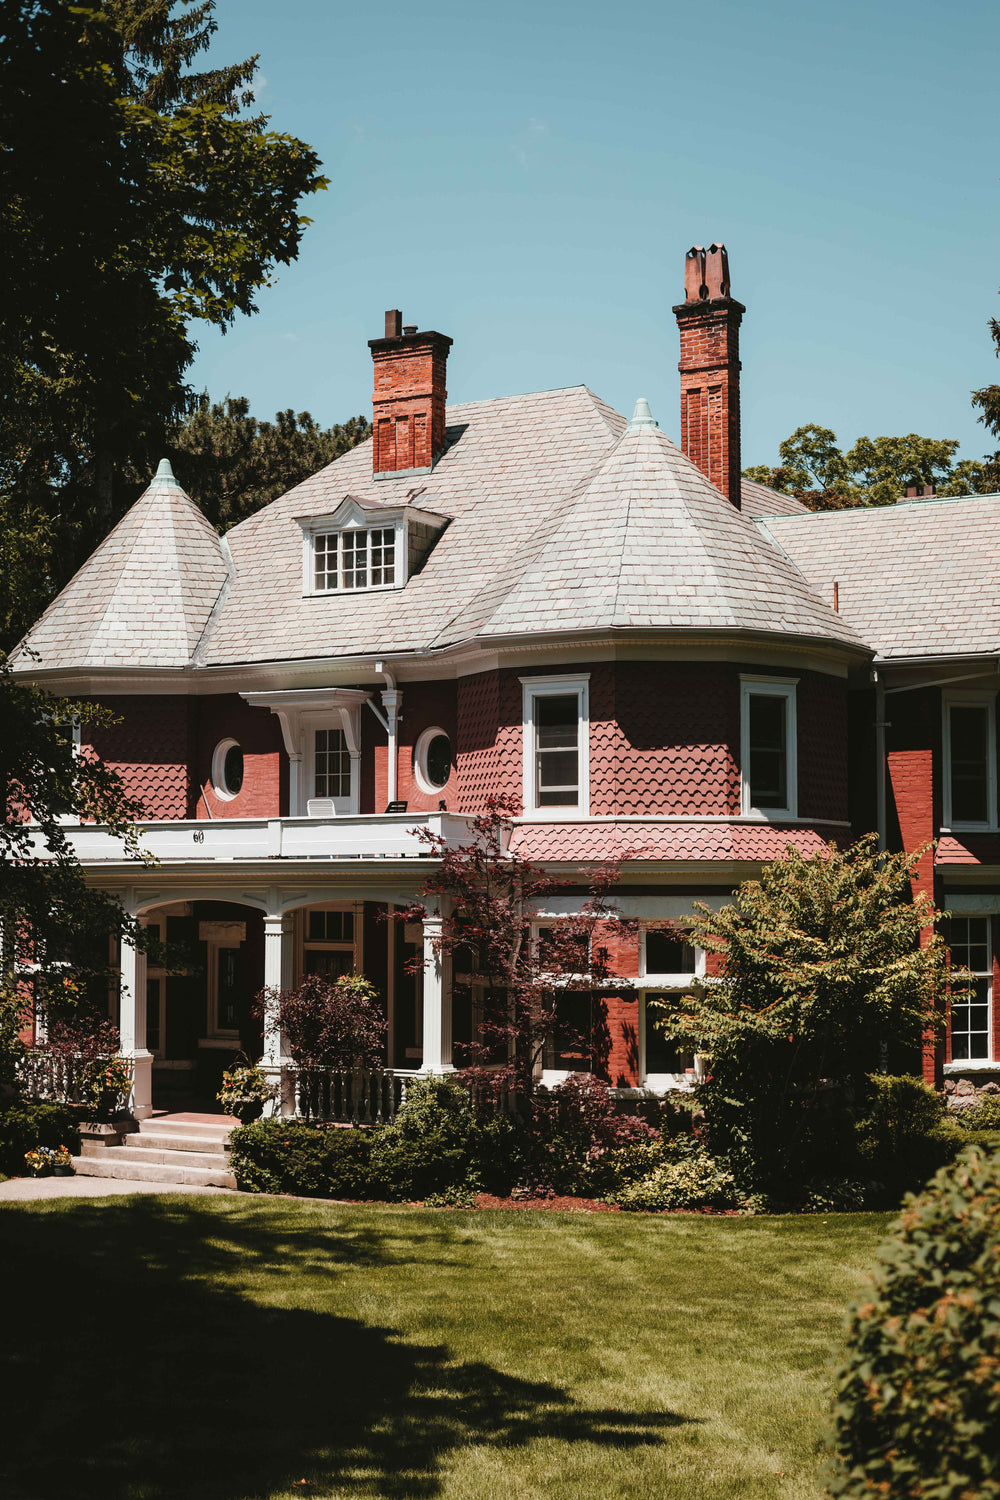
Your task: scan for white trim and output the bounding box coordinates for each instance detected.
[520,675,590,818]
[740,676,798,818]
[639,924,705,985]
[943,690,998,832]
[638,990,695,1091]
[413,725,453,796]
[211,737,242,801]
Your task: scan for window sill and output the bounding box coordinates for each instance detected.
[940,825,1000,835]
[519,808,590,821]
[943,1059,1000,1073]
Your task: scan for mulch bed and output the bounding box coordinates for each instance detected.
[472,1192,619,1212]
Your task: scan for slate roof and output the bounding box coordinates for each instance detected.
[759,494,1000,661]
[509,820,843,862]
[11,387,865,673]
[740,477,809,517]
[11,462,229,672]
[479,417,864,648]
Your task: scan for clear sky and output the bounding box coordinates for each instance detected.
[192,0,1000,468]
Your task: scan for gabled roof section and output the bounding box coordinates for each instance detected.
[11,461,229,672]
[760,494,1000,660]
[479,409,867,651]
[740,477,810,516]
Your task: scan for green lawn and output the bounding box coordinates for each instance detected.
[0,1197,889,1500]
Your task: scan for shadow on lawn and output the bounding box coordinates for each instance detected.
[0,1199,687,1499]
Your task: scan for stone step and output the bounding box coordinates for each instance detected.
[126,1131,229,1156]
[73,1153,236,1189]
[139,1117,233,1137]
[119,1145,228,1170]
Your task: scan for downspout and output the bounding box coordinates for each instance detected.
[874,670,887,853]
[375,661,402,807]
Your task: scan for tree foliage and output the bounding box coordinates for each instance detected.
[743,423,991,509]
[829,1144,1000,1500]
[257,973,388,1072]
[162,396,370,531]
[655,836,957,1191]
[972,296,1000,492]
[403,796,636,1103]
[0,0,327,647]
[0,657,147,1079]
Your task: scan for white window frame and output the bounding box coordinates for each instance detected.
[520,675,590,819]
[640,926,705,986]
[299,503,408,598]
[945,913,995,1068]
[413,725,453,796]
[740,675,798,819]
[303,711,361,816]
[639,990,700,1092]
[211,737,243,802]
[943,691,998,832]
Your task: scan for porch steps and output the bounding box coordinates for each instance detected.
[72,1116,237,1189]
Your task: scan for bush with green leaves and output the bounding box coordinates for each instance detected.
[953,1092,1000,1133]
[613,1144,741,1213]
[0,1101,79,1175]
[369,1076,522,1200]
[228,1119,374,1198]
[829,1144,1000,1499]
[526,1074,659,1195]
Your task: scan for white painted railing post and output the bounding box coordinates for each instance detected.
[421,902,453,1074]
[119,920,153,1119]
[261,912,294,1116]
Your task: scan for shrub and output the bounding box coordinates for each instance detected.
[369,1076,490,1201]
[953,1093,1000,1132]
[228,1118,374,1198]
[256,973,387,1069]
[614,1146,741,1213]
[0,1101,79,1174]
[855,1073,945,1157]
[829,1144,1000,1500]
[527,1074,659,1194]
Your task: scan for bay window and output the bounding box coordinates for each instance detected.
[741,677,797,817]
[521,675,590,815]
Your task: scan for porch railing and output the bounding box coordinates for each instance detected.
[15,1048,128,1106]
[284,1066,421,1125]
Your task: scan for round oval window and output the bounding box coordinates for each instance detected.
[425,733,452,789]
[223,745,244,796]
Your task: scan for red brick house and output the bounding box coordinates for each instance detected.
[12,245,1000,1119]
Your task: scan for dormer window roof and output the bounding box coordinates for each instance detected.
[296,493,449,598]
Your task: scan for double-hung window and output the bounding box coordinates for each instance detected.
[314,525,396,592]
[740,677,797,817]
[521,676,590,815]
[944,693,997,829]
[314,728,351,800]
[948,916,994,1062]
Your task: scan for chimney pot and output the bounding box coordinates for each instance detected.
[402,324,417,336]
[385,309,402,338]
[684,246,706,303]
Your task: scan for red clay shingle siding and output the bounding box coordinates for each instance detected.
[395,680,459,813]
[455,670,521,812]
[85,696,195,819]
[597,663,740,817]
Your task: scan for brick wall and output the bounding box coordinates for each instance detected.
[797,673,849,822]
[85,696,196,819]
[395,681,459,812]
[196,695,286,820]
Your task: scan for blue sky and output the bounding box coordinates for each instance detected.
[193,0,1000,467]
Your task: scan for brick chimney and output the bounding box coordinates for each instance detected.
[672,244,746,507]
[368,311,453,477]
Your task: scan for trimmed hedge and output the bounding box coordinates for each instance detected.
[0,1101,80,1175]
[228,1119,375,1198]
[829,1144,1000,1499]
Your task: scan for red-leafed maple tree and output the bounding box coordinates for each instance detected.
[399,795,638,1106]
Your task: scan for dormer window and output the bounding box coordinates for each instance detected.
[314,526,397,592]
[298,495,449,599]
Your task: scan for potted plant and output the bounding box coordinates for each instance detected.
[83,1056,134,1123]
[24,1144,73,1177]
[217,1062,275,1125]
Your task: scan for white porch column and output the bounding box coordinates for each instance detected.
[421,904,453,1073]
[381,689,402,806]
[119,927,153,1119]
[261,913,294,1115]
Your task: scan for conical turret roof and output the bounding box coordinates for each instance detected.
[12,462,229,672]
[479,403,866,650]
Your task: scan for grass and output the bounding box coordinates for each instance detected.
[0,1197,890,1500]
